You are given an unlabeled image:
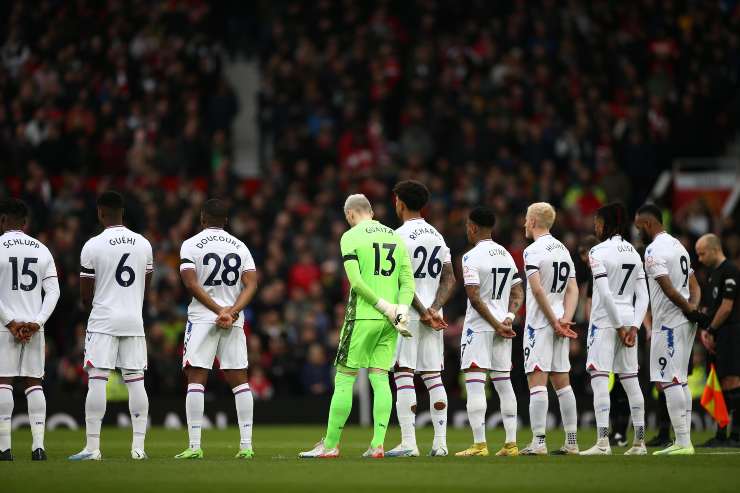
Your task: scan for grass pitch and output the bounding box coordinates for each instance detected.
[3,426,739,493]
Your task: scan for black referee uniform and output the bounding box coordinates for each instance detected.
[705,259,740,444]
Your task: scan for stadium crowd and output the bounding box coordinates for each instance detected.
[1,0,740,405]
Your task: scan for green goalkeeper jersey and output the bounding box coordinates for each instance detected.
[340,219,415,320]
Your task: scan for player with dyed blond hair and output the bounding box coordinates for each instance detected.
[520,202,580,455]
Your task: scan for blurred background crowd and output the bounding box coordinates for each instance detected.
[1,0,739,406]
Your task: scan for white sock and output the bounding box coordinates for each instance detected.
[423,373,447,449]
[186,383,205,449]
[0,384,12,451]
[529,385,548,441]
[233,383,254,449]
[589,372,610,444]
[556,385,578,447]
[619,374,645,444]
[491,372,517,444]
[25,386,46,451]
[664,383,690,447]
[465,374,487,444]
[123,371,148,451]
[85,369,109,451]
[394,372,416,447]
[683,383,692,434]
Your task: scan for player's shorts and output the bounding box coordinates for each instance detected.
[523,325,571,374]
[650,321,696,383]
[182,321,248,370]
[0,331,45,378]
[395,319,444,371]
[585,324,638,374]
[335,318,397,370]
[460,328,511,372]
[716,323,740,378]
[84,332,147,371]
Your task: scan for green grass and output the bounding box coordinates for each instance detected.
[4,426,739,493]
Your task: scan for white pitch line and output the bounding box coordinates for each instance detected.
[693,451,740,455]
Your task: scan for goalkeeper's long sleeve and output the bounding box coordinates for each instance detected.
[395,241,415,307]
[343,258,380,306]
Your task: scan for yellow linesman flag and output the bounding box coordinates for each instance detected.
[700,364,730,428]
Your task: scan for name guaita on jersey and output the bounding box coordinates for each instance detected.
[364,224,394,235]
[3,237,40,249]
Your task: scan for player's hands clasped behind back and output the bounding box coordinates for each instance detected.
[375,299,413,338]
[554,318,578,339]
[496,317,516,339]
[6,320,40,343]
[420,307,448,331]
[617,326,638,347]
[215,307,238,329]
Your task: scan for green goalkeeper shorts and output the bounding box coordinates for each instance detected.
[334,318,397,370]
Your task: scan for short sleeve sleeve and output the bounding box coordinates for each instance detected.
[242,246,256,272]
[509,253,522,286]
[523,246,542,278]
[43,248,58,280]
[80,241,95,278]
[644,248,668,279]
[636,261,646,281]
[145,241,154,274]
[442,244,452,264]
[462,253,479,286]
[589,249,607,279]
[179,241,195,271]
[723,269,738,300]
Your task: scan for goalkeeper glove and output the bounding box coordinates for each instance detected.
[375,299,412,338]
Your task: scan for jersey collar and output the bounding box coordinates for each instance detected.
[476,239,493,246]
[404,217,424,223]
[105,225,125,229]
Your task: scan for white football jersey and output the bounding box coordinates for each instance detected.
[523,233,576,329]
[644,232,692,329]
[396,218,451,319]
[80,226,153,336]
[462,239,522,332]
[0,230,57,331]
[589,235,645,328]
[180,228,256,325]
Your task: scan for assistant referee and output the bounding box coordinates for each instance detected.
[696,233,740,447]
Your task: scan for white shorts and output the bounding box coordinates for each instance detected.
[84,332,147,371]
[395,319,444,371]
[585,324,638,374]
[650,321,696,383]
[460,328,512,371]
[183,321,248,370]
[523,325,571,373]
[0,331,45,378]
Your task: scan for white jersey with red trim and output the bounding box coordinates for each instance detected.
[644,231,692,329]
[523,233,576,330]
[180,228,256,325]
[80,226,153,336]
[589,235,646,328]
[396,218,451,320]
[462,239,522,332]
[0,230,57,332]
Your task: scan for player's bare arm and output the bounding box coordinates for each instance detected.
[80,276,95,313]
[180,268,230,322]
[654,274,695,315]
[506,282,524,324]
[464,284,514,338]
[430,262,456,312]
[225,269,258,322]
[529,271,576,338]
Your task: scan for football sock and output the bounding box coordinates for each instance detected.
[619,374,645,443]
[233,383,253,449]
[664,383,690,447]
[25,385,46,451]
[465,374,487,444]
[423,373,447,449]
[369,372,392,448]
[0,384,12,451]
[123,371,148,451]
[491,372,517,444]
[394,371,416,447]
[682,383,692,434]
[529,385,548,440]
[85,369,109,451]
[589,372,610,444]
[186,383,205,449]
[556,385,578,446]
[324,371,356,449]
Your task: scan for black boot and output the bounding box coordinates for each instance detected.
[32,448,47,461]
[0,449,13,461]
